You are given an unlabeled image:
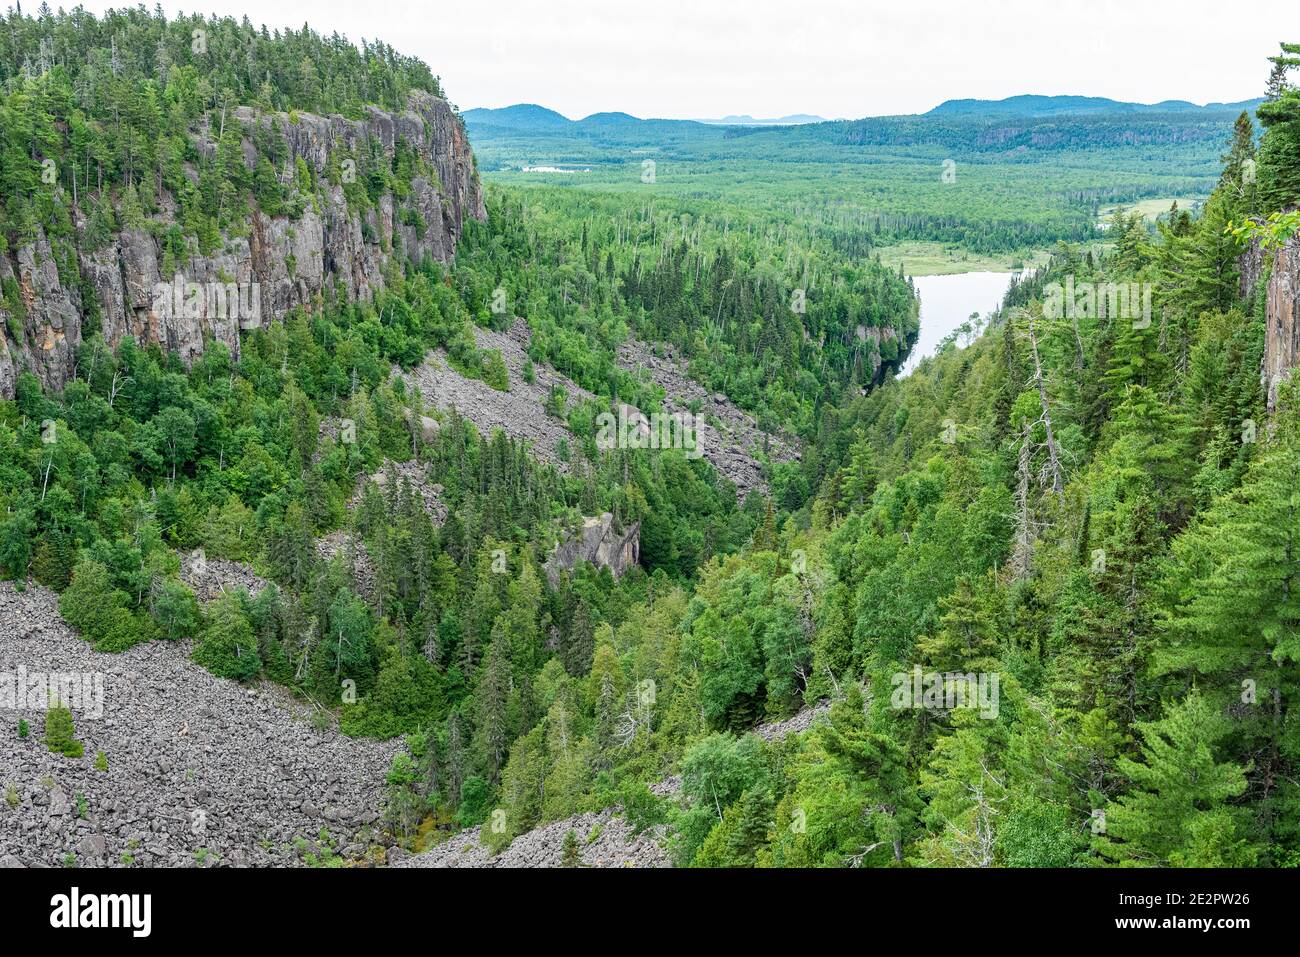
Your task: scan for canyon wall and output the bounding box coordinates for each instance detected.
[1240,226,1300,412]
[0,91,485,399]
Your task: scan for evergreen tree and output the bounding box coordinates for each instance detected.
[1095,692,1255,867]
[193,592,262,682]
[44,703,84,758]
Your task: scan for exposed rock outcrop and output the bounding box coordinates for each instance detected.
[0,92,484,398]
[1256,232,1299,412]
[856,323,902,382]
[1239,222,1300,412]
[543,513,640,585]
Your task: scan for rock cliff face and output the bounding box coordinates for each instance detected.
[0,91,484,399]
[543,513,641,585]
[1240,225,1300,412]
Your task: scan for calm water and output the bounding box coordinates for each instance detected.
[900,271,1016,376]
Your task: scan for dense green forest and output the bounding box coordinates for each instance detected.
[466,186,918,437]
[3,7,1300,868]
[464,98,1252,256]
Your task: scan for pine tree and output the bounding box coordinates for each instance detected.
[588,640,623,769]
[473,623,512,782]
[193,592,262,682]
[1257,44,1300,211]
[840,438,877,511]
[563,598,595,677]
[44,703,83,758]
[918,574,999,672]
[725,786,774,866]
[770,683,919,866]
[561,829,582,867]
[1157,402,1300,846]
[1218,111,1258,216]
[1094,692,1255,866]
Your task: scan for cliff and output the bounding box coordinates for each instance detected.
[0,91,484,399]
[1240,225,1300,411]
[544,513,641,585]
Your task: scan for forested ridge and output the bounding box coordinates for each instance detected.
[0,4,442,240]
[3,7,1300,870]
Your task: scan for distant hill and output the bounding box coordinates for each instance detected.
[926,94,1264,117]
[580,111,644,127]
[461,103,574,129]
[462,105,829,131]
[466,96,1263,135]
[464,94,1255,177]
[463,105,704,135]
[696,114,829,125]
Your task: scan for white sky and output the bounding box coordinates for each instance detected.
[69,0,1292,119]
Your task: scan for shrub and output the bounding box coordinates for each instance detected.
[456,776,492,828]
[561,829,581,867]
[483,350,509,391]
[45,706,84,758]
[59,559,156,652]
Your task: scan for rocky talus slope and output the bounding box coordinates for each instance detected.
[393,700,831,869]
[0,91,485,399]
[314,532,379,601]
[404,318,595,471]
[0,583,397,868]
[178,551,271,603]
[391,809,671,869]
[616,337,801,499]
[405,318,799,498]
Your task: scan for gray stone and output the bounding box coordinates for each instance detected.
[544,513,640,585]
[0,582,398,868]
[0,92,484,400]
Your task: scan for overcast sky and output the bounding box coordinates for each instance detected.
[73,0,1290,119]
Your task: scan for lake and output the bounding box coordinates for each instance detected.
[900,271,1017,376]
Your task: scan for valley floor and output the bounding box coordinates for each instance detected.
[874,242,1052,276]
[393,702,830,868]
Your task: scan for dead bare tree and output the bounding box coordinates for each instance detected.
[615,684,654,748]
[1017,308,1065,501]
[108,368,132,408]
[1010,422,1038,583]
